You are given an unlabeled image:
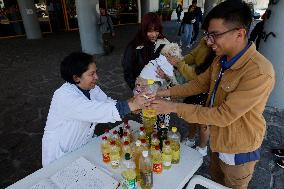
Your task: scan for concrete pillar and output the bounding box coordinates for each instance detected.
[75,0,104,55]
[259,1,284,109]
[17,0,42,39]
[203,0,218,17]
[138,0,141,23]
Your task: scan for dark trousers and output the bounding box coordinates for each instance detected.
[191,23,200,43]
[102,33,114,54]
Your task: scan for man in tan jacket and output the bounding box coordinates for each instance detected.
[150,1,275,189]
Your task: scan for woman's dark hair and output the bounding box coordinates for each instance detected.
[202,0,252,33]
[60,52,94,84]
[131,12,165,47]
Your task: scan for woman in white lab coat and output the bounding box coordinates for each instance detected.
[42,52,150,166]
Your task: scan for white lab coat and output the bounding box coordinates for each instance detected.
[42,83,121,166]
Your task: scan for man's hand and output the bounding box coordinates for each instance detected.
[149,99,177,115]
[128,92,155,111]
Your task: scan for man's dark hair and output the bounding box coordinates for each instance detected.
[202,0,252,32]
[60,52,94,84]
[192,0,197,4]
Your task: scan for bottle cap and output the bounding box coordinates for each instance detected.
[141,139,146,144]
[113,130,118,134]
[124,141,129,145]
[110,141,116,145]
[147,79,155,85]
[172,127,177,133]
[135,140,141,146]
[102,136,107,140]
[142,151,149,157]
[125,153,131,160]
[165,140,170,145]
[155,145,160,150]
[123,132,128,137]
[104,128,109,133]
[140,127,145,131]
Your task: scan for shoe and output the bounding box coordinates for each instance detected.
[196,146,208,157]
[183,138,195,147]
[272,149,284,157]
[276,159,284,168]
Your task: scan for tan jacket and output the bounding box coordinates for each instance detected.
[176,39,212,81]
[169,43,275,153]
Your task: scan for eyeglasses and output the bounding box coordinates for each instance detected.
[204,28,240,44]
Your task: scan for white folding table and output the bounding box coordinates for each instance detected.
[7,120,205,189]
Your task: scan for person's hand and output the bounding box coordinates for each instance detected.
[156,66,169,80]
[156,89,170,97]
[128,92,155,111]
[112,32,115,37]
[149,99,177,115]
[166,55,182,66]
[191,19,196,24]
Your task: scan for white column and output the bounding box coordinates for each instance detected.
[259,1,284,109]
[75,0,104,55]
[138,0,141,23]
[17,0,42,39]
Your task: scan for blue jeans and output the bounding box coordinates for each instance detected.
[182,24,193,46]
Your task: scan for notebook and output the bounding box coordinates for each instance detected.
[30,157,119,189]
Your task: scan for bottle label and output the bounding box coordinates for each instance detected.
[172,150,180,161]
[153,163,162,173]
[123,178,136,189]
[141,172,153,187]
[102,153,110,163]
[111,160,120,166]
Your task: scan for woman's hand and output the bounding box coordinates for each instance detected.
[149,99,177,115]
[166,55,181,66]
[156,88,170,97]
[128,92,155,111]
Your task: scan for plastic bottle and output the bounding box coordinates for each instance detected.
[168,127,181,164]
[162,140,172,170]
[122,153,137,189]
[150,133,160,152]
[140,139,149,150]
[109,141,120,169]
[104,128,111,142]
[142,79,159,137]
[139,151,153,189]
[101,136,110,163]
[122,132,131,144]
[112,130,121,149]
[138,127,146,142]
[152,145,163,174]
[132,140,143,182]
[122,141,132,158]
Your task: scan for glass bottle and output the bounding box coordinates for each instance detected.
[109,141,121,169]
[122,153,137,189]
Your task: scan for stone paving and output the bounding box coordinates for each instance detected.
[0,21,283,189]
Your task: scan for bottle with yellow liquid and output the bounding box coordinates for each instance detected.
[138,127,146,141]
[109,141,121,169]
[162,140,172,170]
[122,141,132,158]
[168,127,181,164]
[132,140,142,182]
[142,79,160,138]
[150,133,160,152]
[122,153,137,189]
[101,136,110,164]
[152,145,163,174]
[139,151,153,189]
